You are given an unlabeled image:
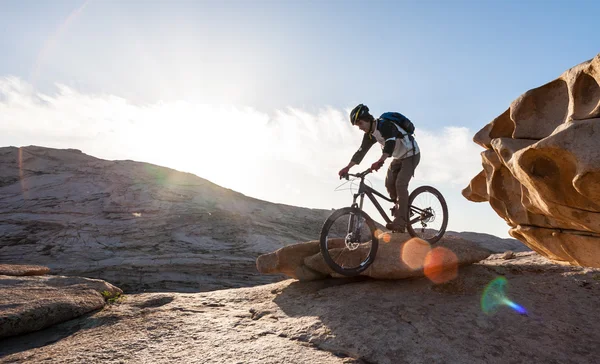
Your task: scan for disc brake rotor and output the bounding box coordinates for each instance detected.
[345,233,360,250]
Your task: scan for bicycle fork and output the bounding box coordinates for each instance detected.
[352,191,366,211]
[346,192,367,247]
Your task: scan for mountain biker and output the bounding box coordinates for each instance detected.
[338,104,420,233]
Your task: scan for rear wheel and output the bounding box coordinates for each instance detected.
[319,207,379,276]
[406,186,448,244]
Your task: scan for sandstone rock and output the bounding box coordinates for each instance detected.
[464,53,600,267]
[258,234,492,281]
[2,253,599,363]
[256,240,328,281]
[0,274,122,338]
[443,230,530,252]
[500,250,515,260]
[1,146,525,292]
[0,264,50,276]
[0,146,334,292]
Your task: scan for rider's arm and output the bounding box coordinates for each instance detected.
[344,160,358,169]
[350,133,376,165]
[376,153,391,163]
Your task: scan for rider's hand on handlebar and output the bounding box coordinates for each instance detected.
[370,159,384,172]
[338,166,350,179]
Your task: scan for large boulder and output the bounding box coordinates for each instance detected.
[0,270,122,339]
[257,233,492,281]
[463,53,600,267]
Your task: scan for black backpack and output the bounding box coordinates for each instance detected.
[379,112,415,135]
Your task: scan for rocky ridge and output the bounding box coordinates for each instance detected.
[0,146,334,292]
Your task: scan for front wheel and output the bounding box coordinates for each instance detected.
[407,186,448,244]
[319,207,379,276]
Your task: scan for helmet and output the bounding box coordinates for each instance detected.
[350,104,370,125]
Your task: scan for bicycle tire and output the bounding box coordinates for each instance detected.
[319,206,379,276]
[406,186,448,244]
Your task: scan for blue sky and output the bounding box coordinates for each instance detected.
[2,0,599,238]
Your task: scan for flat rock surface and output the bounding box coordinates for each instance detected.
[2,252,598,364]
[0,264,49,276]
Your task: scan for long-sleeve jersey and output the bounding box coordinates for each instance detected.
[351,116,420,165]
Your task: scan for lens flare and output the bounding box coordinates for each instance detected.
[400,238,431,269]
[481,277,527,315]
[18,147,29,199]
[381,233,391,243]
[423,247,458,284]
[144,164,171,185]
[31,1,90,84]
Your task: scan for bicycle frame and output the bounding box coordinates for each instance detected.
[349,171,432,226]
[352,181,395,224]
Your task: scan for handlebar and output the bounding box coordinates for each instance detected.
[340,168,373,180]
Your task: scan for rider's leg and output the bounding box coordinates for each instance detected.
[384,159,402,201]
[385,158,405,231]
[388,153,420,231]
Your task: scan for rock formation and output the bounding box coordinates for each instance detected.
[0,264,122,339]
[2,254,599,363]
[0,146,334,292]
[1,146,526,292]
[463,53,600,268]
[0,264,49,276]
[257,234,492,281]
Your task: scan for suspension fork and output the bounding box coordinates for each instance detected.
[353,178,367,210]
[352,192,366,210]
[347,191,366,242]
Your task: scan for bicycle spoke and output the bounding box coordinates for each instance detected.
[335,248,345,266]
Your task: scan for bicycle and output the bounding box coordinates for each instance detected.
[320,168,448,276]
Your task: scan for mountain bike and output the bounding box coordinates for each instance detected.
[320,168,448,276]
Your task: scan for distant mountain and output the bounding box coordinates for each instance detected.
[0,146,523,292]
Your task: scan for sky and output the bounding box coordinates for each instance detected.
[1,0,599,238]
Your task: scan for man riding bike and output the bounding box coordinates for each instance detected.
[338,104,421,233]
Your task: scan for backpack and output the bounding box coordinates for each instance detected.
[379,112,415,135]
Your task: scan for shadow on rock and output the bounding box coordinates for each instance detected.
[271,259,600,364]
[133,295,175,309]
[0,310,122,357]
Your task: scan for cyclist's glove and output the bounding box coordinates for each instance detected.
[338,166,350,179]
[370,160,384,172]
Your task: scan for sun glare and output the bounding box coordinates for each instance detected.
[117,102,271,187]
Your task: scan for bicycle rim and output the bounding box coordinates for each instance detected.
[407,186,448,244]
[320,207,378,276]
